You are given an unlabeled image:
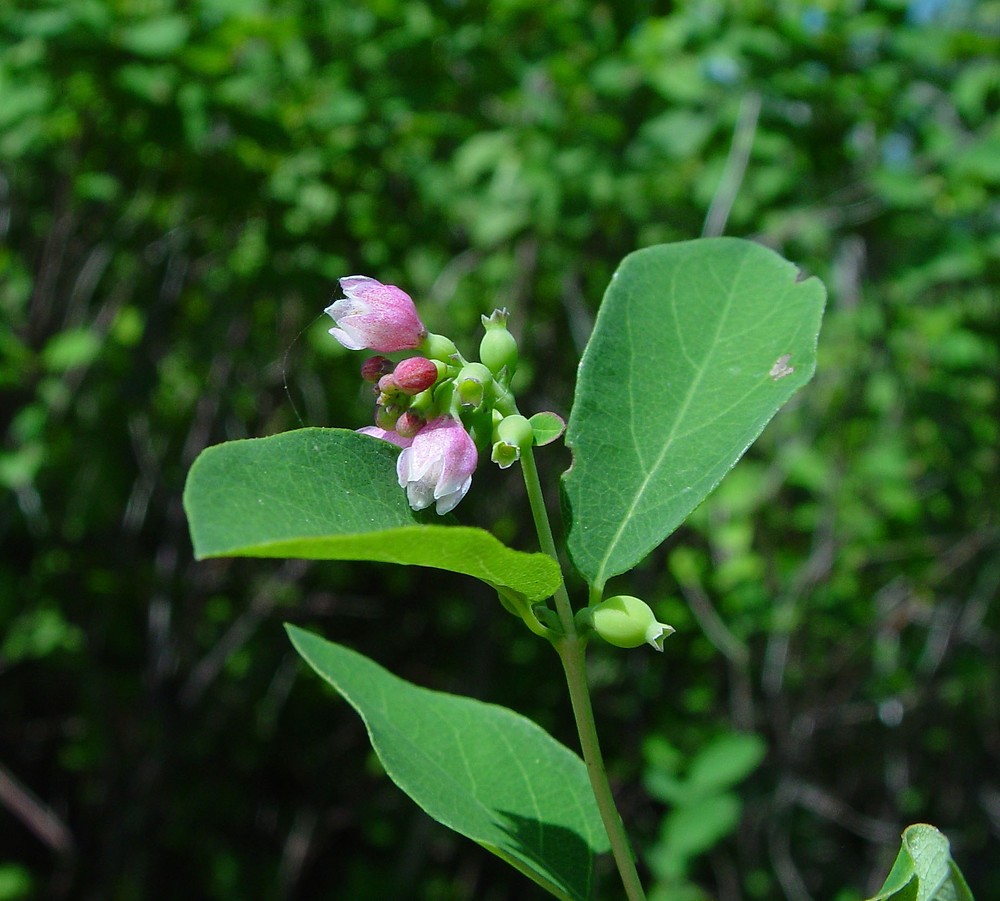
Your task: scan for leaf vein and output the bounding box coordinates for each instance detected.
[594,251,749,586]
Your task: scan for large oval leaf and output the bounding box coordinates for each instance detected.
[184,428,561,602]
[287,625,610,901]
[562,238,825,588]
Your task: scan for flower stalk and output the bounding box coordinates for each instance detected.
[519,445,647,901]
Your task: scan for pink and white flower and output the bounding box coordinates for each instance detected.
[326,276,427,352]
[396,417,478,514]
[357,426,414,449]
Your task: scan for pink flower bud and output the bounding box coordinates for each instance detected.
[360,355,393,383]
[396,416,478,515]
[392,357,439,395]
[394,410,426,438]
[325,276,427,352]
[356,426,414,449]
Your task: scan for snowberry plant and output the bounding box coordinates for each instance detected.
[184,239,973,900]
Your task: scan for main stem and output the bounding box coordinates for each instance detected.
[519,447,647,901]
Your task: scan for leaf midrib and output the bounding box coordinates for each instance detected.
[593,253,745,588]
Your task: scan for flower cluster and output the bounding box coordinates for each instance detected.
[326,275,562,515]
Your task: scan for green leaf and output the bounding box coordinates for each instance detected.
[657,793,741,869]
[686,732,766,796]
[286,625,610,901]
[562,238,825,588]
[643,732,765,807]
[41,327,102,372]
[183,428,561,602]
[117,16,191,57]
[529,411,567,447]
[867,824,975,901]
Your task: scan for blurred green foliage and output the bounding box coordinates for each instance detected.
[1,0,998,898]
[644,731,767,900]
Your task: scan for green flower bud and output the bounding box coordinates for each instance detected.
[496,414,534,448]
[421,332,460,363]
[581,595,674,651]
[375,401,404,432]
[408,388,436,416]
[479,309,518,379]
[490,415,534,469]
[491,441,520,469]
[455,362,494,409]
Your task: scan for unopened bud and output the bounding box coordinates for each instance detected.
[376,402,404,432]
[377,373,406,406]
[490,415,534,469]
[360,355,393,383]
[393,357,440,395]
[421,332,460,363]
[496,414,534,449]
[456,362,494,409]
[580,595,674,651]
[395,409,426,438]
[480,309,518,378]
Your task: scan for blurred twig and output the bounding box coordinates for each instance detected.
[278,805,319,898]
[768,818,813,901]
[0,759,75,855]
[677,580,748,662]
[702,91,761,238]
[428,248,482,312]
[179,559,309,707]
[778,777,899,844]
[678,578,754,728]
[559,266,594,356]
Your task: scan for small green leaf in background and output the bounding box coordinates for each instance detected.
[643,732,766,886]
[0,607,84,663]
[116,15,190,57]
[867,824,975,901]
[0,863,33,901]
[286,625,610,901]
[562,238,825,589]
[41,327,102,372]
[183,428,561,602]
[685,732,767,798]
[653,795,740,879]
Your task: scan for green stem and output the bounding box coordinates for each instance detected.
[557,638,646,901]
[519,446,647,901]
[519,445,575,635]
